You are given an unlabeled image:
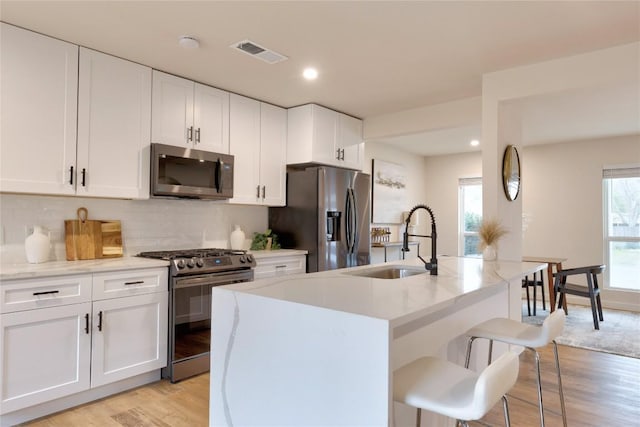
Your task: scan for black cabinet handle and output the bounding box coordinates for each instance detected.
[124,280,144,286]
[187,126,193,142]
[262,185,266,199]
[69,166,74,185]
[97,311,103,331]
[336,148,341,160]
[33,290,59,296]
[84,313,89,334]
[256,185,260,198]
[195,127,201,144]
[81,168,86,187]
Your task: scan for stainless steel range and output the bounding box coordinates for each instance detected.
[137,248,255,382]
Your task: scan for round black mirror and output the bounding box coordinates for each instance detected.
[502,145,521,201]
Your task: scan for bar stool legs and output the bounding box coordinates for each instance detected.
[553,341,567,427]
[464,310,568,427]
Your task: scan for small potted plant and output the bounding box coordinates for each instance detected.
[250,229,281,251]
[477,218,508,260]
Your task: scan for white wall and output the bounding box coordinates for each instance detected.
[0,194,268,263]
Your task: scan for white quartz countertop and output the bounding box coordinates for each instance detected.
[0,257,170,281]
[219,256,546,327]
[248,249,307,259]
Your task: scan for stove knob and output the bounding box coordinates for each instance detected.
[246,254,254,263]
[176,259,186,269]
[239,255,246,263]
[196,258,204,268]
[186,258,196,268]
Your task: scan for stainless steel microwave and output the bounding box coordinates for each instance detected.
[151,143,234,200]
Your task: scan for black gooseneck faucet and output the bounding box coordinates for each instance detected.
[402,204,437,275]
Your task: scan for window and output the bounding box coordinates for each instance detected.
[603,167,640,291]
[459,178,482,257]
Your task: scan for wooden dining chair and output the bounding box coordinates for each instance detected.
[554,265,606,330]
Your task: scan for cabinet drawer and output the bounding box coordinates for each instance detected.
[1,275,92,314]
[254,255,306,280]
[92,267,168,300]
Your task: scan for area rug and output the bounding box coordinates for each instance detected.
[521,302,640,359]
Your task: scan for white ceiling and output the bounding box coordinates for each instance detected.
[2,1,639,156]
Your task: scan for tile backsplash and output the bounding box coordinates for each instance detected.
[0,194,267,264]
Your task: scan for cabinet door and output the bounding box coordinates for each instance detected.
[91,292,167,388]
[311,104,339,166]
[336,113,364,171]
[228,94,261,204]
[77,48,151,199]
[151,71,194,147]
[194,83,230,153]
[0,23,78,195]
[0,303,91,414]
[260,103,287,206]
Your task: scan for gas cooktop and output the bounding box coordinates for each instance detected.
[137,248,255,275]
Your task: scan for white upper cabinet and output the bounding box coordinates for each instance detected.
[287,104,364,171]
[151,71,229,153]
[194,83,230,153]
[0,24,151,199]
[336,113,364,171]
[229,94,286,206]
[1,23,78,195]
[259,103,287,206]
[77,48,151,199]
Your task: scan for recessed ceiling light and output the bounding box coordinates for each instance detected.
[470,139,480,147]
[178,36,200,49]
[303,67,318,80]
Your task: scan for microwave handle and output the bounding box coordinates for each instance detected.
[216,159,223,193]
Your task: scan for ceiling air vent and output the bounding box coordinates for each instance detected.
[231,39,288,64]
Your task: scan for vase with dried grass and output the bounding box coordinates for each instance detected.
[477,218,508,261]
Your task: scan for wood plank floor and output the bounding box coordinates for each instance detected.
[21,345,640,427]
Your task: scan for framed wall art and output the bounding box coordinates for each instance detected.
[371,159,407,224]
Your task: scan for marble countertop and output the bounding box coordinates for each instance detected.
[0,257,170,281]
[219,256,546,327]
[248,249,308,259]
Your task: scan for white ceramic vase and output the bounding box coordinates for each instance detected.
[230,225,245,250]
[482,244,497,261]
[25,226,50,263]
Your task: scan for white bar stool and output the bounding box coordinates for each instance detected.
[394,351,519,427]
[464,309,567,427]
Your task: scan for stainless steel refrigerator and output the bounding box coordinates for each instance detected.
[269,166,371,272]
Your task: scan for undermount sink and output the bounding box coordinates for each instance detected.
[346,266,428,279]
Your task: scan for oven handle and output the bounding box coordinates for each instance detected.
[173,270,253,288]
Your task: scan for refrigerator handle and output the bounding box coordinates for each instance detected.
[346,188,357,254]
[350,188,358,255]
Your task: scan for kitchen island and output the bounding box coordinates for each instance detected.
[210,256,545,427]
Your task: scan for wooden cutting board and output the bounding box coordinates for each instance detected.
[100,220,123,258]
[65,208,123,260]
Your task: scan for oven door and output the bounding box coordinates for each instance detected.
[168,269,252,382]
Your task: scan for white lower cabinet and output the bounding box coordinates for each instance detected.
[91,292,167,388]
[0,302,92,413]
[254,253,307,280]
[0,267,168,415]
